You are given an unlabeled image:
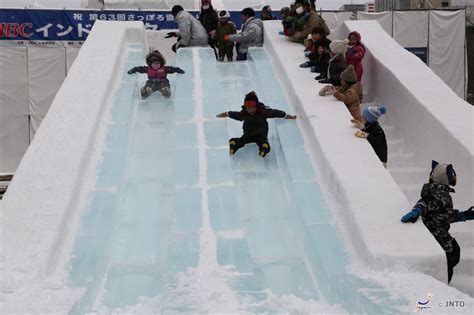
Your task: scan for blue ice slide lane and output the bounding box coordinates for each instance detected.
[68,44,405,313]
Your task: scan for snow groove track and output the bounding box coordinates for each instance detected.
[67,46,405,313]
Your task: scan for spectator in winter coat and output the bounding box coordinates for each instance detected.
[216,10,237,61]
[332,65,363,122]
[346,31,365,82]
[318,39,348,86]
[289,1,330,44]
[354,106,388,167]
[310,38,331,75]
[223,8,264,61]
[166,5,209,53]
[280,6,306,38]
[127,50,185,99]
[261,5,276,21]
[199,0,219,57]
[401,161,474,283]
[216,91,297,157]
[300,27,329,67]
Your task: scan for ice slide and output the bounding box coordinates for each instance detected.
[67,43,403,313]
[1,21,472,313]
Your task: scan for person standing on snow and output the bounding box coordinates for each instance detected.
[401,161,473,283]
[222,7,263,61]
[166,5,209,53]
[216,91,297,157]
[346,31,365,82]
[127,50,185,99]
[199,0,219,57]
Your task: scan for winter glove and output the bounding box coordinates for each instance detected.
[223,35,231,42]
[351,119,364,130]
[176,68,185,74]
[355,130,368,138]
[127,68,136,74]
[278,31,285,35]
[304,51,312,58]
[165,32,177,38]
[401,207,422,223]
[319,85,336,96]
[299,61,311,68]
[455,206,474,221]
[285,114,297,119]
[216,112,228,118]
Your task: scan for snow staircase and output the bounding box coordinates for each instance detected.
[383,125,427,205]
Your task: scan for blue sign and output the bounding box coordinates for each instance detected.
[0,9,194,41]
[405,47,428,64]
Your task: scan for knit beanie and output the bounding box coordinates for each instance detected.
[362,106,387,123]
[244,91,258,107]
[340,65,357,83]
[329,39,349,55]
[202,0,212,5]
[348,31,361,43]
[430,160,457,186]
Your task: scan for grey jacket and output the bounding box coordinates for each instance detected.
[175,10,209,48]
[231,17,263,53]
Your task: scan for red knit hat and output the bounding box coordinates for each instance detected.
[244,91,258,107]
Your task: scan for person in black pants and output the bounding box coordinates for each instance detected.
[216,91,297,157]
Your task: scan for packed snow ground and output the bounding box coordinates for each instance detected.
[0,19,473,313]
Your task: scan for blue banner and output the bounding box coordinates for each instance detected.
[0,9,218,41]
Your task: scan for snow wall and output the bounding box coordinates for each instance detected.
[0,21,145,305]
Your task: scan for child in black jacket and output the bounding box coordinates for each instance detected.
[354,106,388,168]
[216,91,297,157]
[127,50,185,99]
[401,161,473,283]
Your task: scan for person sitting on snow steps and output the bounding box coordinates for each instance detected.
[216,91,297,157]
[127,50,185,99]
[354,106,388,168]
[401,161,474,283]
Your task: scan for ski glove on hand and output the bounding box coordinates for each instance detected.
[455,206,474,221]
[165,32,177,38]
[401,207,422,223]
[176,68,185,74]
[127,68,136,74]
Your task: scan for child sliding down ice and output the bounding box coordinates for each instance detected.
[216,91,297,157]
[127,50,185,99]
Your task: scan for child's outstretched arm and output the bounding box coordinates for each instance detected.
[401,200,426,223]
[165,66,185,74]
[217,111,244,121]
[266,108,297,119]
[127,66,148,74]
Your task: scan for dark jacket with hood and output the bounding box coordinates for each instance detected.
[228,103,286,136]
[362,121,387,163]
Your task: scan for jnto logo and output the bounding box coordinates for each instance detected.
[414,292,433,312]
